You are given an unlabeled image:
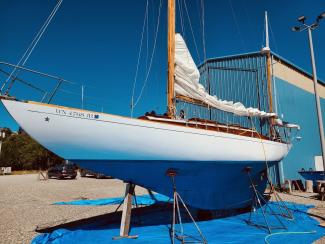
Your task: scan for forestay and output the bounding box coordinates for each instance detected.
[174,33,276,118]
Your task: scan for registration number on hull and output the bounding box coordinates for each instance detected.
[55,108,99,120]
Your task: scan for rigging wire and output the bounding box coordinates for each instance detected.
[0,59,120,111]
[59,88,118,104]
[1,0,63,95]
[0,68,46,94]
[177,0,185,37]
[132,0,163,112]
[0,60,115,110]
[0,61,74,85]
[1,1,130,112]
[183,0,201,63]
[271,56,279,115]
[241,2,255,44]
[227,0,247,51]
[146,0,149,72]
[200,0,210,98]
[265,14,281,118]
[262,16,266,49]
[268,20,280,54]
[200,0,207,62]
[131,0,149,117]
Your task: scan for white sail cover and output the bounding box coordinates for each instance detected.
[174,33,276,118]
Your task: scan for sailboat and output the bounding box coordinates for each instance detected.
[1,1,297,210]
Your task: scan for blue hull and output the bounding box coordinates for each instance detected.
[299,171,325,185]
[73,160,275,210]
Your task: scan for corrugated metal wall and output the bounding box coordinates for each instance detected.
[176,52,271,136]
[272,56,325,181]
[176,51,325,185]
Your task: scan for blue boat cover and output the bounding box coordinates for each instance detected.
[54,194,171,206]
[33,200,325,244]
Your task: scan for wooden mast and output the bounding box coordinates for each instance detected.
[264,11,274,137]
[167,0,175,118]
[266,53,273,114]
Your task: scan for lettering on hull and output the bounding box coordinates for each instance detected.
[55,108,99,120]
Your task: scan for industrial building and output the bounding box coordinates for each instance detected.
[176,50,324,185]
[271,51,325,182]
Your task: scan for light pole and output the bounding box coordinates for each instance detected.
[292,12,325,171]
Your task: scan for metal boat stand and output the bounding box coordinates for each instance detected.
[243,166,287,234]
[112,183,139,240]
[166,169,207,244]
[266,181,294,220]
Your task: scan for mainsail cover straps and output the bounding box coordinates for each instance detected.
[174,33,276,118]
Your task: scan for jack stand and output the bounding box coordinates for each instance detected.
[38,170,48,181]
[243,167,287,234]
[166,169,207,244]
[112,183,138,240]
[266,181,294,220]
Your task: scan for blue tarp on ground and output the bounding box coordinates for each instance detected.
[54,194,171,206]
[33,201,325,244]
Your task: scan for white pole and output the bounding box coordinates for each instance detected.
[265,11,269,49]
[261,11,270,53]
[307,27,325,171]
[81,85,84,110]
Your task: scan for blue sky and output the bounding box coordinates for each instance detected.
[1,0,324,130]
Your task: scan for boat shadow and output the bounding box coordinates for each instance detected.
[35,203,250,234]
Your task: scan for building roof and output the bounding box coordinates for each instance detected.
[201,51,325,86]
[271,51,325,86]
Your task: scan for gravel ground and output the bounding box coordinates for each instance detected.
[0,174,148,244]
[0,174,324,243]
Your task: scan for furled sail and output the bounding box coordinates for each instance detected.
[174,33,276,118]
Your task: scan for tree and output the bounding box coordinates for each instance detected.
[0,129,64,170]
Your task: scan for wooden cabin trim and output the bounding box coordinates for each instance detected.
[139,115,272,141]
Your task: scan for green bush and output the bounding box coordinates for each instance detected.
[0,128,64,170]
